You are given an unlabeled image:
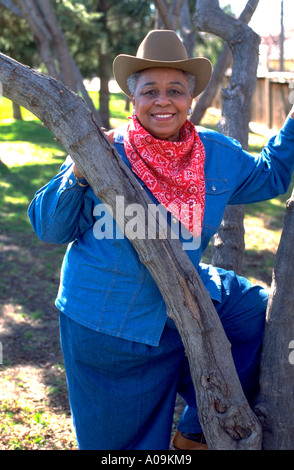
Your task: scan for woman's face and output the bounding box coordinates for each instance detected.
[132,68,193,142]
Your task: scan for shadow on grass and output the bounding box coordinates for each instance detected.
[242,248,276,287]
[0,120,60,147]
[245,196,289,232]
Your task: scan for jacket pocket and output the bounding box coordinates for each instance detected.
[205,178,230,195]
[203,179,231,236]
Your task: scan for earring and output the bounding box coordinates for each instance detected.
[132,108,136,115]
[188,107,193,116]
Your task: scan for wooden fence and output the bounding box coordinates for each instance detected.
[212,72,294,131]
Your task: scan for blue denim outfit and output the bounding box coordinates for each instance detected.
[28,117,294,449]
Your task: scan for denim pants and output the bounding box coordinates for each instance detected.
[59,270,267,450]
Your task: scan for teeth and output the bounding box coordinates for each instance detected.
[154,114,173,118]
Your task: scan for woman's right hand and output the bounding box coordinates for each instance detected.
[102,128,114,145]
[72,163,86,179]
[72,128,114,178]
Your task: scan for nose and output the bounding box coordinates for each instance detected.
[154,92,172,106]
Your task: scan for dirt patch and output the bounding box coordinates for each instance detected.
[0,365,76,450]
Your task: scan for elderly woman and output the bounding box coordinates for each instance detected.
[28,30,294,450]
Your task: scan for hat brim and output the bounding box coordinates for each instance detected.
[113,55,212,98]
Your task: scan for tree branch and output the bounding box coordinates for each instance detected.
[153,0,174,30]
[0,0,23,16]
[0,52,262,449]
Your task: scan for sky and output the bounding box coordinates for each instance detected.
[219,0,293,36]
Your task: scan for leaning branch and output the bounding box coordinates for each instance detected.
[0,53,262,449]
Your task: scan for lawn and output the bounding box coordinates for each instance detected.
[0,94,292,450]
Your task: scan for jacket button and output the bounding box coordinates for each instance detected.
[212,185,216,191]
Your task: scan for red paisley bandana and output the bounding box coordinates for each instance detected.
[124,115,205,238]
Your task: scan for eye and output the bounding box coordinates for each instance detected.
[144,89,157,96]
[168,88,183,95]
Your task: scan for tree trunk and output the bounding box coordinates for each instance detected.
[12,101,23,120]
[16,0,103,126]
[190,43,232,125]
[191,0,260,125]
[99,53,110,129]
[37,0,77,92]
[254,189,294,449]
[179,0,195,58]
[0,52,262,450]
[211,205,245,274]
[17,0,59,79]
[194,0,260,274]
[154,0,194,56]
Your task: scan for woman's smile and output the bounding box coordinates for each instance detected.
[152,113,174,119]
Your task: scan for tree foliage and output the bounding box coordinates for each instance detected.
[0,7,37,66]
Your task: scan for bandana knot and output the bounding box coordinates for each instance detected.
[124,115,205,238]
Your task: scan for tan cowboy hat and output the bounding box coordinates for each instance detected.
[113,30,212,98]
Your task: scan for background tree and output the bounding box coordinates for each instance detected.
[194,0,260,274]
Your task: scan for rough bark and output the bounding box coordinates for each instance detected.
[0,52,262,450]
[194,0,261,274]
[211,205,245,274]
[254,189,294,449]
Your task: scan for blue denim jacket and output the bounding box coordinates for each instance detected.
[28,117,294,345]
